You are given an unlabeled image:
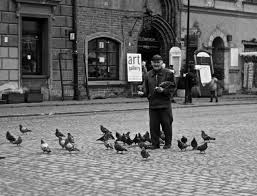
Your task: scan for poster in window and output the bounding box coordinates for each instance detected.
[127,53,142,82]
[99,57,105,63]
[230,48,238,67]
[99,42,104,48]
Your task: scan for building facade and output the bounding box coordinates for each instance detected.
[181,0,257,93]
[0,0,257,101]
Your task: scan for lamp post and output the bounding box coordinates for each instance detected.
[184,0,190,103]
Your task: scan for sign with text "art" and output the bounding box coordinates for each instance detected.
[127,53,142,82]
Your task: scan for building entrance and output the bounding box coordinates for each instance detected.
[137,27,162,71]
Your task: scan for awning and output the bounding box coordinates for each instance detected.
[240,52,257,56]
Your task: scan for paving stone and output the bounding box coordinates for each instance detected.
[0,104,257,195]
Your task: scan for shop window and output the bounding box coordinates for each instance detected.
[22,17,48,75]
[88,38,119,80]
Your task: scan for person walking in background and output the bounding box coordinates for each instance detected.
[138,54,175,149]
[184,66,195,104]
[141,61,148,83]
[208,74,219,102]
[137,61,148,93]
[167,65,177,103]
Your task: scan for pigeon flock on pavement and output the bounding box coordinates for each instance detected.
[4,124,216,160]
[97,125,216,159]
[5,126,80,154]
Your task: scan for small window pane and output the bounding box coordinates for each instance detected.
[88,38,119,80]
[22,18,44,75]
[107,53,118,65]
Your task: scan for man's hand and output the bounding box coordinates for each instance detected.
[155,87,164,93]
[137,91,144,96]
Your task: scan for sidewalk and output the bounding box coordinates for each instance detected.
[0,93,256,118]
[0,93,257,108]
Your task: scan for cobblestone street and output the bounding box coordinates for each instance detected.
[0,103,257,195]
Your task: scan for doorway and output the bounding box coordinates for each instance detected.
[212,37,225,81]
[137,27,162,71]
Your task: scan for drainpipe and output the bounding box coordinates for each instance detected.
[184,0,190,103]
[72,0,79,100]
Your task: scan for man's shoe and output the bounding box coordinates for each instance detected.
[147,145,160,150]
[163,145,171,149]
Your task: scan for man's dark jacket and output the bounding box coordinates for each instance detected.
[143,68,175,109]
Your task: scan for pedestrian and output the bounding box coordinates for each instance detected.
[141,61,148,83]
[137,61,148,93]
[208,74,219,102]
[167,65,177,103]
[138,54,176,149]
[184,66,195,104]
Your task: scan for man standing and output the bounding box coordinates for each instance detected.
[138,55,175,149]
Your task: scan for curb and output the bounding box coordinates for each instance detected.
[0,95,256,109]
[0,101,256,119]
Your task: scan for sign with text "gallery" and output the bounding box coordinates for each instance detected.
[127,53,142,82]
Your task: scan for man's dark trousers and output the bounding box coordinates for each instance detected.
[149,105,173,147]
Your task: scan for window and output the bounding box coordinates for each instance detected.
[22,17,48,75]
[244,0,257,4]
[88,38,119,80]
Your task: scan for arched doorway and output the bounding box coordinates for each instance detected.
[137,26,162,71]
[212,37,225,81]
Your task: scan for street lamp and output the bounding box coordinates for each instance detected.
[184,0,190,104]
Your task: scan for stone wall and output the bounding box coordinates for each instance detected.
[0,0,19,87]
[50,0,74,99]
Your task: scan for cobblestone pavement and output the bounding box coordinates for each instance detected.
[0,104,257,195]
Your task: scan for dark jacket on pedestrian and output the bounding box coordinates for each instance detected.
[143,68,175,109]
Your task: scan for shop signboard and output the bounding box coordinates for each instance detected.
[194,49,214,97]
[127,53,142,82]
[169,47,181,77]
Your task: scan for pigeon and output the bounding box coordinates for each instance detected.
[137,133,147,143]
[55,129,65,138]
[138,141,148,149]
[181,136,188,144]
[100,125,111,134]
[65,141,80,153]
[177,140,189,151]
[142,131,151,143]
[201,130,216,142]
[67,133,75,143]
[141,147,150,159]
[12,136,22,146]
[159,138,165,144]
[19,124,32,134]
[133,134,141,144]
[125,136,134,146]
[160,130,165,141]
[120,133,127,144]
[116,131,122,141]
[197,142,208,153]
[114,141,127,153]
[97,131,114,142]
[104,140,113,149]
[191,137,198,150]
[6,131,16,143]
[41,139,51,154]
[58,136,66,149]
[159,81,173,88]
